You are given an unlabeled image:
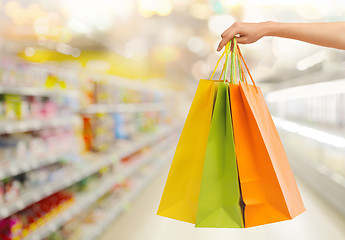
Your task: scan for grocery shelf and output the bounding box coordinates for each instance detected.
[23,136,177,240]
[118,135,176,179]
[0,125,177,219]
[0,56,177,240]
[23,174,120,240]
[0,86,79,98]
[0,165,82,220]
[81,103,166,114]
[0,116,77,134]
[0,144,77,180]
[81,149,174,240]
[115,126,174,158]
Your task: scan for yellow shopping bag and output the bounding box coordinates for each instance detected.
[157,44,232,223]
[157,79,217,223]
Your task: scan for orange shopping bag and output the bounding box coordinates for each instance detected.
[229,43,305,227]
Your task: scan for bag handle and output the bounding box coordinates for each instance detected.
[229,38,247,84]
[238,54,245,83]
[229,38,238,84]
[236,44,258,91]
[209,40,232,83]
[235,46,247,84]
[228,38,246,84]
[227,38,258,91]
[222,40,232,83]
[209,49,225,81]
[209,38,257,90]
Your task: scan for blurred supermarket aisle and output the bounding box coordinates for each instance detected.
[99,164,345,240]
[2,1,345,240]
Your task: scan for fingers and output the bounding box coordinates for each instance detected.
[236,36,248,44]
[217,38,230,52]
[217,22,240,51]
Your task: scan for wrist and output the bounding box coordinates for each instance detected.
[261,21,278,37]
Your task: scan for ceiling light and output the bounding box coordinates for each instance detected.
[296,51,327,71]
[273,117,345,148]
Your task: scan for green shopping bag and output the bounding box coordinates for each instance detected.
[195,81,244,228]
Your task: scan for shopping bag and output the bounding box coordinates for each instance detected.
[229,44,305,227]
[195,82,244,228]
[157,79,217,223]
[157,43,231,224]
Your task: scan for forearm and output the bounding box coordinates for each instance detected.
[263,21,345,50]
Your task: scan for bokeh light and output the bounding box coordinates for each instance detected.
[208,14,235,36]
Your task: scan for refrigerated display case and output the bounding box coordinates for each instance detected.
[266,79,345,217]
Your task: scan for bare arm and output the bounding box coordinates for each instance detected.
[217,21,345,51]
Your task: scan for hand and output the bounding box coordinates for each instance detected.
[217,22,268,51]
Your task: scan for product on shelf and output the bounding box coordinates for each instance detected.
[81,77,165,106]
[0,58,80,90]
[4,95,26,120]
[0,161,74,204]
[0,214,22,240]
[81,110,164,153]
[0,94,78,122]
[113,113,129,139]
[82,115,93,152]
[3,176,22,202]
[0,128,76,165]
[82,114,114,152]
[0,95,4,120]
[0,191,74,240]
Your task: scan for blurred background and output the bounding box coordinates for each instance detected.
[0,0,345,240]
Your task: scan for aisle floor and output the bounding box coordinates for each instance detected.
[99,165,345,240]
